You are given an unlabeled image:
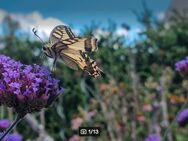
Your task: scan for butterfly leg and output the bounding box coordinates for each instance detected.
[52,57,57,72]
[39,51,45,59]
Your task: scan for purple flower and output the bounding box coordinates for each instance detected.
[0,82,6,90]
[145,134,161,141]
[0,133,22,141]
[176,108,188,126]
[6,133,22,141]
[0,119,11,131]
[175,57,188,75]
[0,55,64,116]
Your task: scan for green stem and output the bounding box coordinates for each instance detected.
[0,113,25,141]
[0,107,4,119]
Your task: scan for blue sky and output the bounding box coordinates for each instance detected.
[0,0,172,43]
[0,0,171,29]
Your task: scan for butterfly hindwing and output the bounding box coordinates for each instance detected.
[80,52,102,78]
[60,54,78,70]
[60,49,102,77]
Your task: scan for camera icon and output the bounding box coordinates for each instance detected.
[80,129,87,135]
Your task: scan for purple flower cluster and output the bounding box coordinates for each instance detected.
[0,119,11,131]
[176,108,188,126]
[145,134,161,141]
[175,57,188,75]
[0,55,63,116]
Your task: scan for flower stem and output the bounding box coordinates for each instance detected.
[0,113,25,141]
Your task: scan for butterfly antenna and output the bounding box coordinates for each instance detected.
[32,28,45,44]
[32,28,45,59]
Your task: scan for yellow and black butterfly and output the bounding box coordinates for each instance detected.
[32,25,103,78]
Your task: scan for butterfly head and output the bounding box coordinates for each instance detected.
[42,43,53,58]
[32,28,54,58]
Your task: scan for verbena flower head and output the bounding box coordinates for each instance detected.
[175,57,188,75]
[0,119,11,131]
[145,134,161,141]
[176,108,188,126]
[0,55,63,116]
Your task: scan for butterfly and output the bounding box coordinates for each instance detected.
[32,25,103,78]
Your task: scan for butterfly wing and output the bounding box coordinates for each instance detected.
[49,25,102,77]
[60,54,79,70]
[49,25,76,43]
[50,25,98,53]
[60,49,102,78]
[79,52,103,78]
[67,37,98,53]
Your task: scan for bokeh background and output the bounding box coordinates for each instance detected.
[0,0,188,140]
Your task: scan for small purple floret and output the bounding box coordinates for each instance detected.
[175,57,188,75]
[6,133,23,141]
[176,108,188,126]
[0,132,22,141]
[145,134,161,141]
[0,119,11,131]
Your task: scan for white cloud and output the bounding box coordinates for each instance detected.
[157,12,165,21]
[0,9,65,39]
[116,27,129,36]
[94,28,110,40]
[0,9,8,23]
[135,28,142,34]
[72,29,80,36]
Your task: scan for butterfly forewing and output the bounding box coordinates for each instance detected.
[67,37,98,53]
[50,25,98,53]
[49,25,76,43]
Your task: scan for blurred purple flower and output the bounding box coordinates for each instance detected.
[145,134,161,141]
[0,133,22,141]
[0,120,11,131]
[69,135,80,141]
[0,132,5,141]
[6,133,22,141]
[175,57,188,75]
[71,117,83,130]
[176,108,188,126]
[0,55,64,116]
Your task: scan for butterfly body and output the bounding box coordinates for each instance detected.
[39,25,102,78]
